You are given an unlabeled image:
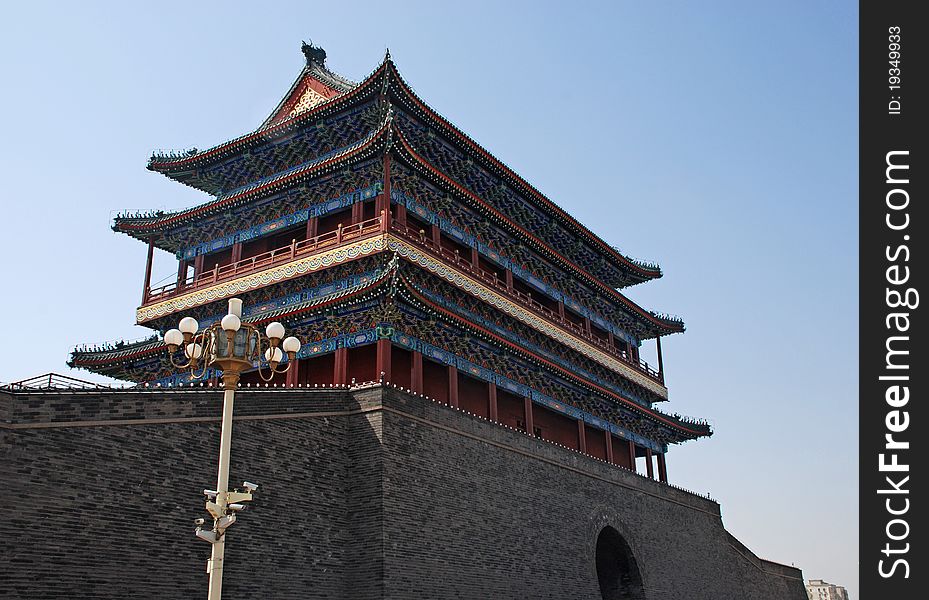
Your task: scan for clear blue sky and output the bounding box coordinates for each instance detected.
[0,1,858,596]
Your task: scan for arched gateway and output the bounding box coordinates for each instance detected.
[596,526,646,600]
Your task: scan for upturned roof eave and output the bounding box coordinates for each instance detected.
[113,113,394,246]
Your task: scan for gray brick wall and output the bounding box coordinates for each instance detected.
[1,386,805,599]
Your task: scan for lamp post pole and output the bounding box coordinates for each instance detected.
[164,298,301,600]
[207,378,237,600]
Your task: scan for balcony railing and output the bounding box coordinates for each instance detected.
[144,215,385,304]
[389,220,664,385]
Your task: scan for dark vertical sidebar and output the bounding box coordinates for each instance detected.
[860,1,925,598]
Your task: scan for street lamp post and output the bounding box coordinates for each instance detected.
[164,297,301,600]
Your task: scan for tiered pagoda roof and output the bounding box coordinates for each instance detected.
[72,43,707,451]
[119,48,662,290]
[117,117,682,341]
[113,48,681,339]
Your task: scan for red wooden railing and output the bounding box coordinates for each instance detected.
[144,215,385,304]
[389,220,664,385]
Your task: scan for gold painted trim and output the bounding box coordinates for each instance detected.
[136,235,388,323]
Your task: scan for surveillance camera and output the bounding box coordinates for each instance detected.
[216,514,236,532]
[203,489,218,499]
[242,481,258,492]
[227,503,247,512]
[195,528,219,544]
[193,518,205,526]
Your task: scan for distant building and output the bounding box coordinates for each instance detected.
[806,579,849,600]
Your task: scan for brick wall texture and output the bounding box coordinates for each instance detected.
[0,385,807,599]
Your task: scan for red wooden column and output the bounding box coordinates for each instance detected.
[488,383,499,422]
[379,208,391,233]
[470,247,480,267]
[645,448,655,479]
[176,259,187,292]
[447,365,459,408]
[657,453,668,483]
[285,358,300,386]
[411,351,424,393]
[431,224,442,247]
[388,149,406,231]
[656,336,665,381]
[306,216,318,240]
[231,242,243,263]
[577,420,587,454]
[379,153,392,216]
[505,269,514,292]
[333,347,348,385]
[605,431,614,463]
[376,338,392,382]
[194,254,205,279]
[142,236,155,304]
[523,397,535,436]
[352,201,364,225]
[628,441,637,472]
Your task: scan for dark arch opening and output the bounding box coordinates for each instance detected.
[596,526,646,600]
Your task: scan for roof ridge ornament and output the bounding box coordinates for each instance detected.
[301,40,327,66]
